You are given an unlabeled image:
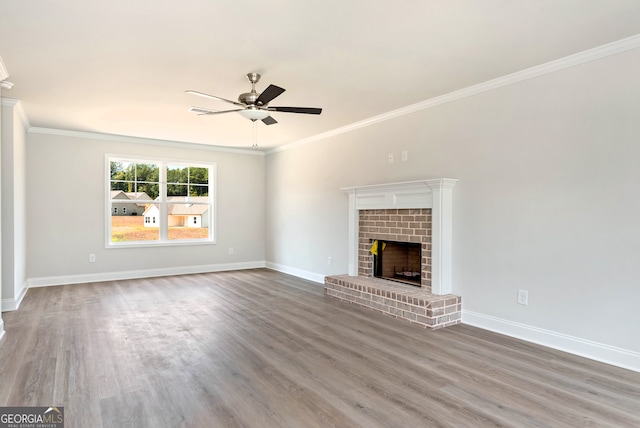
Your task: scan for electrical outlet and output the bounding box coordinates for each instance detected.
[327,256,332,266]
[517,289,529,305]
[228,247,234,255]
[402,150,408,161]
[89,253,96,263]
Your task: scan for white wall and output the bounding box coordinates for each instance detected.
[265,47,640,368]
[1,99,27,311]
[26,131,265,284]
[0,70,3,339]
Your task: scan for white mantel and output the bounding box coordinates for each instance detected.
[342,179,458,295]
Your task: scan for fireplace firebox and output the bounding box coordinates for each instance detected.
[373,240,422,286]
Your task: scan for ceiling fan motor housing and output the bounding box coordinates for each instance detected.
[239,72,264,106]
[238,91,261,107]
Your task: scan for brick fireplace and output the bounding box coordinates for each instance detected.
[324,179,462,329]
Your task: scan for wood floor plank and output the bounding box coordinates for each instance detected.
[1,269,639,427]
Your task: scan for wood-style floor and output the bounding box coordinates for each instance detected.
[1,269,639,427]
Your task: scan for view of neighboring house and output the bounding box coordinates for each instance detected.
[110,191,152,216]
[143,196,209,228]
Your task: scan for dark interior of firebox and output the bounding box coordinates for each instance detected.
[373,240,421,286]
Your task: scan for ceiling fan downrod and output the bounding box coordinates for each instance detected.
[239,73,261,106]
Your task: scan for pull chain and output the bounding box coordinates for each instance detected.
[252,120,258,150]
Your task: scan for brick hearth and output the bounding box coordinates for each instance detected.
[324,275,461,329]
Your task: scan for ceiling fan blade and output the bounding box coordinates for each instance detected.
[261,116,278,125]
[189,106,244,116]
[256,84,285,105]
[188,106,216,114]
[268,106,322,115]
[185,90,245,107]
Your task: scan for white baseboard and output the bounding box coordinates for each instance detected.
[463,310,640,373]
[1,283,29,312]
[265,262,325,284]
[27,261,266,288]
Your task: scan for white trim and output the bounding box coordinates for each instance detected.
[28,127,264,156]
[267,33,640,155]
[0,319,5,344]
[342,179,457,295]
[1,284,28,312]
[463,310,640,373]
[425,179,457,296]
[0,97,30,128]
[265,262,325,284]
[27,261,266,288]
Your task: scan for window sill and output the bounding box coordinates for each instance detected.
[106,239,216,249]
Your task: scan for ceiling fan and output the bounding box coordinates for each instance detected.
[186,73,322,125]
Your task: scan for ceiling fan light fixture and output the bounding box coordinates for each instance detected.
[238,108,270,121]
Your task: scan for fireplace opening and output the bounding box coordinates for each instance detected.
[373,240,422,286]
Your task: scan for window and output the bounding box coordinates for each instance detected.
[107,155,215,246]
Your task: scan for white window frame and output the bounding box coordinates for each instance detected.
[106,154,217,248]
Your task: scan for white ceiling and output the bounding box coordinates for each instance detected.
[1,1,640,150]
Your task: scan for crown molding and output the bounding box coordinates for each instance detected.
[1,97,31,129]
[267,33,640,155]
[28,127,265,156]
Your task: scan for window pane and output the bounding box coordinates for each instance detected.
[133,163,160,200]
[111,211,158,242]
[167,202,209,240]
[110,186,128,198]
[136,182,160,200]
[111,182,131,193]
[135,162,159,182]
[110,160,132,180]
[167,184,188,197]
[190,184,208,197]
[189,167,208,185]
[167,165,188,184]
